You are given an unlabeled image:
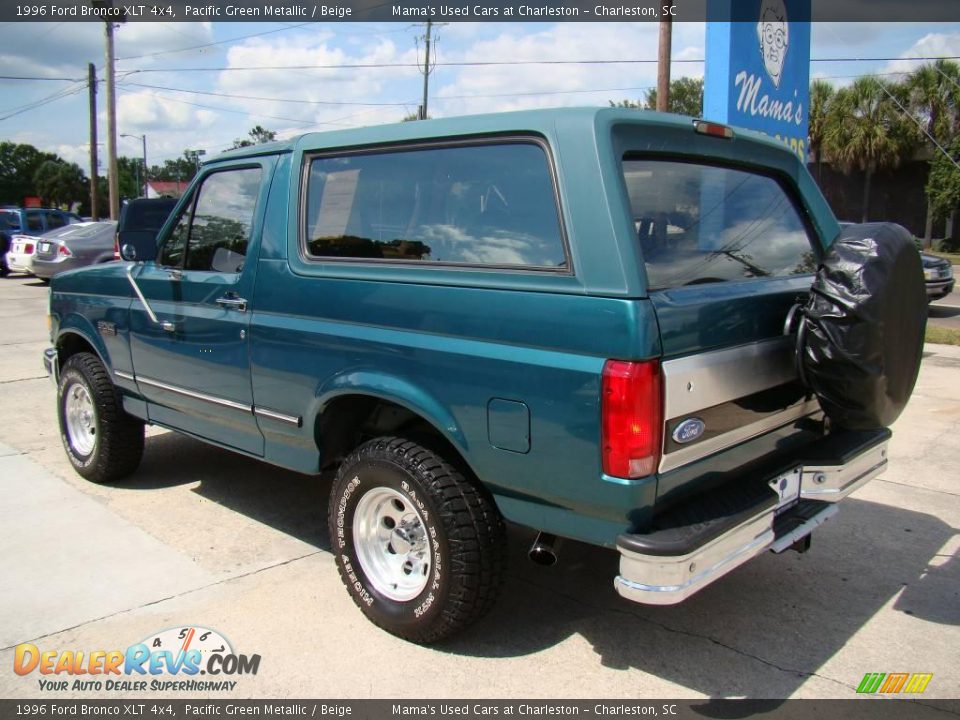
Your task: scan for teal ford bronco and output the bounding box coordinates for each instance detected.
[44,108,925,643]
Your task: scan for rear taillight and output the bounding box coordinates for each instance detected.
[58,244,72,257]
[601,359,662,478]
[25,243,34,254]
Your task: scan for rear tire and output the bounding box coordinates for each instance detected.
[57,352,144,483]
[328,436,506,644]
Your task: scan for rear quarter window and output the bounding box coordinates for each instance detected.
[621,159,817,290]
[303,141,567,270]
[0,211,20,231]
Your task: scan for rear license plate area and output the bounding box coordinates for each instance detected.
[769,468,801,516]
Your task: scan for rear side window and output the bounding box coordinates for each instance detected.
[621,159,816,290]
[26,211,43,232]
[303,141,567,269]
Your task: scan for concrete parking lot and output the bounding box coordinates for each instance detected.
[0,274,957,700]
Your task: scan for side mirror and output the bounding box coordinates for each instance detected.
[117,229,158,262]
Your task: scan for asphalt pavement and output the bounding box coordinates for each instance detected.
[0,275,957,701]
[929,286,960,330]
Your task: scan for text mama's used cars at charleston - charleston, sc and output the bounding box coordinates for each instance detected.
[44,108,927,643]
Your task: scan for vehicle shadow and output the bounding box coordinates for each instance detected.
[446,499,958,698]
[124,430,332,551]
[928,304,960,319]
[126,432,957,698]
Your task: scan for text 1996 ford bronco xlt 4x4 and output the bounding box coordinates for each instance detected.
[44,108,926,643]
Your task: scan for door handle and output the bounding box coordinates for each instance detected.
[216,295,248,312]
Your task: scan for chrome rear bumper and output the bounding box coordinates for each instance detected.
[615,432,889,605]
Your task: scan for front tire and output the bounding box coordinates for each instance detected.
[328,436,506,644]
[57,352,144,483]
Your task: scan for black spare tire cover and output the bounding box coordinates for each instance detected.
[798,222,926,430]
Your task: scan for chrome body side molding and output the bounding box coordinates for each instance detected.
[114,371,303,427]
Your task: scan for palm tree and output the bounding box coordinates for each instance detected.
[822,77,917,222]
[908,60,960,242]
[808,79,836,184]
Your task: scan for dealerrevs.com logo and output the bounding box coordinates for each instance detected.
[14,626,260,692]
[856,672,934,694]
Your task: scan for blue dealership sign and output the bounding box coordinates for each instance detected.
[704,0,811,162]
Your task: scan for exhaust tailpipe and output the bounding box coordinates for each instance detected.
[529,532,560,566]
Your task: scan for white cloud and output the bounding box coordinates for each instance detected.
[882,32,960,75]
[117,90,211,130]
[432,23,705,116]
[211,34,422,132]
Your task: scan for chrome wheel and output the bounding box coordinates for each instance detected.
[353,487,431,602]
[64,381,97,456]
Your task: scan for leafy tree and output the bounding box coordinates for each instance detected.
[231,125,277,149]
[926,135,960,220]
[907,60,960,242]
[149,153,198,184]
[117,156,144,199]
[611,77,704,117]
[822,77,917,222]
[808,79,836,183]
[0,141,60,205]
[908,60,960,143]
[33,160,86,208]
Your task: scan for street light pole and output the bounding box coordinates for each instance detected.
[121,133,148,197]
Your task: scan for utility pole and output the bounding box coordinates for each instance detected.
[87,63,99,221]
[656,17,673,112]
[104,21,119,220]
[417,20,444,120]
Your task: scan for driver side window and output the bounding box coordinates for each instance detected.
[159,167,262,272]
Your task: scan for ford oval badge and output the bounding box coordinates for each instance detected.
[672,418,706,444]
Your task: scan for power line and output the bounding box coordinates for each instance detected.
[116,84,319,125]
[0,75,83,82]
[116,22,314,61]
[122,81,414,107]
[113,54,960,74]
[0,83,86,122]
[125,79,661,106]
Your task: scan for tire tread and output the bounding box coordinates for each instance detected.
[329,436,506,644]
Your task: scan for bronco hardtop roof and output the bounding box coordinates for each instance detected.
[211,106,791,162]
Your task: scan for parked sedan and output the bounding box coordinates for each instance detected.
[31,221,118,280]
[922,252,955,301]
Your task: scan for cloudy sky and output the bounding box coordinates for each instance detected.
[2,20,959,173]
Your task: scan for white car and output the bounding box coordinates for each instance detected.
[7,234,50,275]
[7,234,40,274]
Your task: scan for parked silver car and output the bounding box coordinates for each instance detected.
[31,221,118,280]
